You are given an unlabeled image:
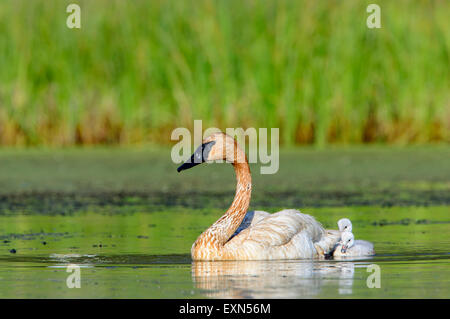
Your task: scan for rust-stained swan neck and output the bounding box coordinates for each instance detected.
[191,134,254,259]
[192,152,252,254]
[232,160,252,188]
[213,160,252,244]
[230,161,252,210]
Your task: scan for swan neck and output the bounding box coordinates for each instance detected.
[222,161,252,243]
[208,160,252,245]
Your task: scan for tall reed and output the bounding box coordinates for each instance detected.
[0,0,448,146]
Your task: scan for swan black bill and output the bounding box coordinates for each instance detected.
[177,141,215,172]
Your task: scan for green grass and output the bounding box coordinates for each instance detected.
[0,0,449,146]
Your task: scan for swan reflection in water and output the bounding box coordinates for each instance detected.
[192,259,364,298]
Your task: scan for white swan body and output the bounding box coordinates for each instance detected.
[333,232,375,257]
[177,132,340,260]
[231,210,270,238]
[223,209,333,260]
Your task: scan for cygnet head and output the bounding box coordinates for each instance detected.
[340,232,355,253]
[338,218,352,232]
[177,132,245,172]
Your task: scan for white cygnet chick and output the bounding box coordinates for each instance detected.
[333,232,375,257]
[315,218,353,257]
[337,218,352,232]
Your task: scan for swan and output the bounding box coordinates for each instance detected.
[177,132,340,260]
[333,232,375,257]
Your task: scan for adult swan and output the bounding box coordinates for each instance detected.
[177,132,338,260]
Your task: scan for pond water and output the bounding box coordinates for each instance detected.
[0,147,449,298]
[0,207,449,298]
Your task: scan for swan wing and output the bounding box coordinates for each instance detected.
[231,210,270,239]
[228,209,324,247]
[315,229,341,256]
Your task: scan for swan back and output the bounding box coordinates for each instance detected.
[223,209,327,260]
[230,209,324,247]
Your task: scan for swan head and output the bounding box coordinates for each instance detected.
[338,218,352,232]
[177,132,245,172]
[340,232,354,253]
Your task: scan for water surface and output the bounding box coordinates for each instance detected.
[0,147,449,298]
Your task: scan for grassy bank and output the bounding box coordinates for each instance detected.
[0,0,448,146]
[0,146,449,211]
